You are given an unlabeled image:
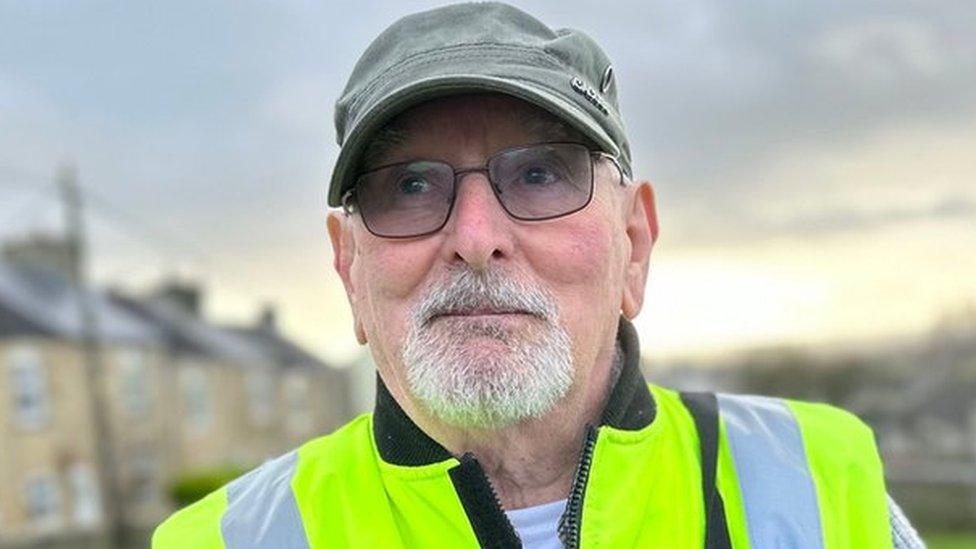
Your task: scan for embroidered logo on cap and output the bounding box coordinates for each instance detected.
[600,65,614,93]
[570,77,610,116]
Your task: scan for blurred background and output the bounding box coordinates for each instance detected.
[0,1,973,547]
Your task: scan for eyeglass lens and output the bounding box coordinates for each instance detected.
[354,143,594,238]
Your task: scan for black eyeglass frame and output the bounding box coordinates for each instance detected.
[341,142,627,239]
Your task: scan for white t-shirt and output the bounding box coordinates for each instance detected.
[504,499,567,549]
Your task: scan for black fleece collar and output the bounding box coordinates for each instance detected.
[372,317,656,466]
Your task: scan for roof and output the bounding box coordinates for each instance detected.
[108,293,269,364]
[0,260,160,345]
[0,298,52,337]
[224,325,329,370]
[0,257,322,368]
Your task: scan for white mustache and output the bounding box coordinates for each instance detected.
[413,266,557,326]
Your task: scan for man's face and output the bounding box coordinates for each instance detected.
[328,94,657,429]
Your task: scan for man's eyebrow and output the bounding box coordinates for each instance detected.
[360,121,410,172]
[518,110,590,145]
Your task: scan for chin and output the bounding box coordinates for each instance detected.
[402,318,575,430]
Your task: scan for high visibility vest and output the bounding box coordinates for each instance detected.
[152,385,891,548]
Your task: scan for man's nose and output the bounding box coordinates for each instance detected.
[441,172,513,270]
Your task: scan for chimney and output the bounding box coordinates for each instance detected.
[257,303,277,334]
[151,279,202,317]
[1,233,80,281]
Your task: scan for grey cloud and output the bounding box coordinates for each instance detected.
[667,195,976,248]
[603,1,976,199]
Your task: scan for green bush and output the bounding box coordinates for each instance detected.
[167,465,250,507]
[925,532,976,549]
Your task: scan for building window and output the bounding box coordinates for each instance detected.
[67,463,101,528]
[246,365,275,427]
[117,349,151,418]
[24,475,62,532]
[6,345,50,430]
[284,372,312,434]
[179,365,213,433]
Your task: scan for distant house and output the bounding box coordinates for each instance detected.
[0,249,166,546]
[223,306,353,449]
[0,235,352,546]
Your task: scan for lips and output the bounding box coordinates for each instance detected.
[441,309,525,316]
[428,309,536,322]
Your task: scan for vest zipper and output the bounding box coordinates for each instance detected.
[558,424,599,549]
[448,453,522,548]
[449,425,600,548]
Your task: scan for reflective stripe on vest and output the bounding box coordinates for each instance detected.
[718,394,825,548]
[220,450,310,549]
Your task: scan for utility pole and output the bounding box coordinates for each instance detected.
[59,164,124,548]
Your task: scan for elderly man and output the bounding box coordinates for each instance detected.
[154,3,923,548]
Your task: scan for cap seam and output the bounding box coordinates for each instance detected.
[346,42,585,118]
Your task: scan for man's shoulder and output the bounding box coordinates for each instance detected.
[779,397,880,465]
[293,412,377,470]
[718,392,870,428]
[711,392,881,472]
[648,384,878,460]
[650,385,870,437]
[152,413,375,548]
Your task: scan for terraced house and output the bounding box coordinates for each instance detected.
[0,236,353,547]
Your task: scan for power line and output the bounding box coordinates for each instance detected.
[0,165,278,312]
[79,185,280,311]
[82,187,216,269]
[0,167,214,269]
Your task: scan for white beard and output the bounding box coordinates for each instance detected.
[402,266,574,429]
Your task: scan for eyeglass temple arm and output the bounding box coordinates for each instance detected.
[593,152,628,186]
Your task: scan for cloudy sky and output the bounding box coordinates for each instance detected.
[1,0,974,364]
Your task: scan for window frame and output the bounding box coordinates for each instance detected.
[6,345,51,431]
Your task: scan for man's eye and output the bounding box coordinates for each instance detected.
[520,166,559,186]
[397,175,430,195]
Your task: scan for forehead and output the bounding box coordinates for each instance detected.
[360,94,588,168]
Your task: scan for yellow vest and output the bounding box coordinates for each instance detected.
[153,321,891,548]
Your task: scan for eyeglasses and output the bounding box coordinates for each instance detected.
[342,142,624,238]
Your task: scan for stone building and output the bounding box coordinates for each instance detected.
[0,237,352,547]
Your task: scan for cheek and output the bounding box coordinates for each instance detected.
[533,224,612,283]
[360,246,435,301]
[520,212,625,314]
[516,194,630,369]
[352,238,441,349]
[521,191,625,290]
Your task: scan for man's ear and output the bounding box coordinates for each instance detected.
[327,212,368,344]
[621,181,658,319]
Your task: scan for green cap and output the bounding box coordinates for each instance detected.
[328,1,631,207]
